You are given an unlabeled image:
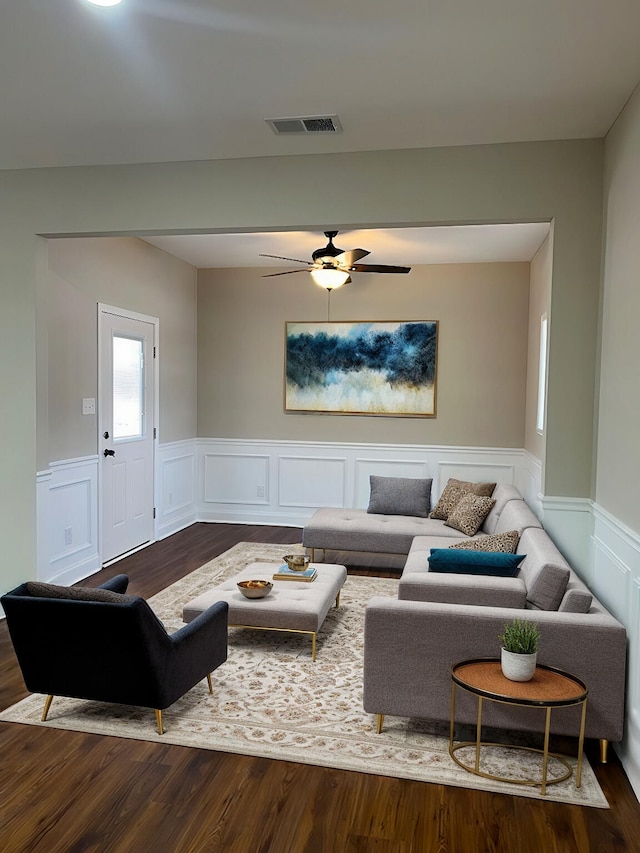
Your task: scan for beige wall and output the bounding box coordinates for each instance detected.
[43,237,198,467]
[598,84,640,530]
[524,230,553,465]
[198,262,530,447]
[0,139,604,591]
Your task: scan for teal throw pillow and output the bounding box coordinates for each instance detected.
[428,548,525,577]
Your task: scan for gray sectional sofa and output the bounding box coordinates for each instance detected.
[303,482,627,755]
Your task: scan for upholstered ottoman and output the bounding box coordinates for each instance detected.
[182,562,347,661]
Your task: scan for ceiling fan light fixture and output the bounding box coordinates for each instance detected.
[310,267,350,290]
[85,0,123,6]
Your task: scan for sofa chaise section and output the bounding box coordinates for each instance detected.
[302,484,534,563]
[302,507,465,560]
[363,597,627,746]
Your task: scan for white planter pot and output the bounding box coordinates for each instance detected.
[501,647,537,682]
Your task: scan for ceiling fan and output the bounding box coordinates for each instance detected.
[260,230,411,290]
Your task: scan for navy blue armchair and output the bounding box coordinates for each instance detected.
[1,574,228,734]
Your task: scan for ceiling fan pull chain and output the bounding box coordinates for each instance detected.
[327,288,331,322]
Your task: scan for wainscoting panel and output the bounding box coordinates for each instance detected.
[195,440,537,526]
[520,452,543,518]
[437,461,515,495]
[157,440,198,539]
[627,575,640,799]
[38,457,101,586]
[592,503,640,800]
[279,456,347,508]
[541,496,594,585]
[36,443,543,566]
[203,452,270,505]
[34,441,543,559]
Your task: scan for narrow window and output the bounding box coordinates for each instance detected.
[113,335,144,439]
[536,314,548,434]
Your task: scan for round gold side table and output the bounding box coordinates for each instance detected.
[449,658,588,795]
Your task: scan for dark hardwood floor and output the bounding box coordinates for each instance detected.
[1,523,638,852]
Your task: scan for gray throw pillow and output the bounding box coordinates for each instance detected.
[367,475,432,518]
[558,588,593,613]
[25,581,131,604]
[520,561,570,611]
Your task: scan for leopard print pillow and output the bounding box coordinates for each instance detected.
[429,478,496,521]
[448,529,520,553]
[443,493,496,536]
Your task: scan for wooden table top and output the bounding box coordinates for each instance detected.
[452,659,588,707]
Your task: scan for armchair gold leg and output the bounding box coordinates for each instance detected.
[206,673,213,694]
[42,694,54,722]
[599,739,609,763]
[155,709,164,735]
[376,714,384,734]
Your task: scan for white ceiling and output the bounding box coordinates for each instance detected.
[6,2,629,264]
[2,1,639,172]
[141,223,551,268]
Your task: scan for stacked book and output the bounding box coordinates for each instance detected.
[272,564,317,582]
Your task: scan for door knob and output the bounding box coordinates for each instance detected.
[103,448,115,457]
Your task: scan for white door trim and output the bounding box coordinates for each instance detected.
[98,303,160,563]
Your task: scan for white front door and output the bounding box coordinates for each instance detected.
[99,306,157,564]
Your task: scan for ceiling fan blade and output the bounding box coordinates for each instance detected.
[336,248,370,266]
[262,268,312,277]
[260,253,312,264]
[350,263,412,274]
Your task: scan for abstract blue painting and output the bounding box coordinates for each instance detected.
[285,321,438,416]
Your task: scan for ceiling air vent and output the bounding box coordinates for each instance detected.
[266,115,343,135]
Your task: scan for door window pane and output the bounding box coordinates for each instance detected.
[113,335,144,439]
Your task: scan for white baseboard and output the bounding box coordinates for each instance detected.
[197,509,313,527]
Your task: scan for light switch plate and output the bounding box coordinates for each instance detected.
[82,397,96,415]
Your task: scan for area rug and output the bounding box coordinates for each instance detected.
[0,542,607,808]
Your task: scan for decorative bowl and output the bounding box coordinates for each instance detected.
[237,579,273,599]
[283,554,311,572]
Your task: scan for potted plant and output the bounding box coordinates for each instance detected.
[498,618,540,682]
